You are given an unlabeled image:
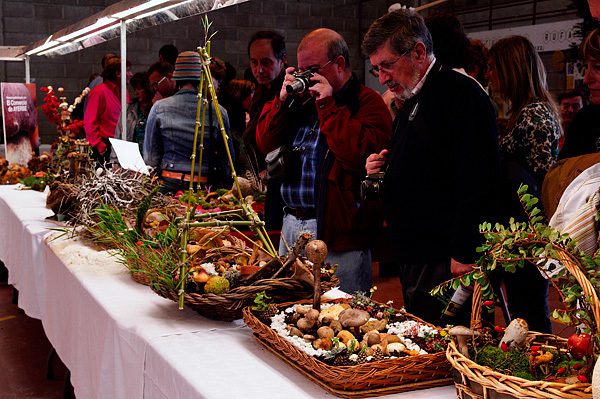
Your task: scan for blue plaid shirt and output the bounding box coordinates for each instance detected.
[280,116,321,209]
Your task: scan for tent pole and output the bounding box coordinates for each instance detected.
[120,20,127,141]
[25,55,30,84]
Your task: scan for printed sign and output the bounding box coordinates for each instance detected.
[1,82,38,165]
[468,19,583,52]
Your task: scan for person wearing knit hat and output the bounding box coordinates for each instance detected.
[144,51,235,194]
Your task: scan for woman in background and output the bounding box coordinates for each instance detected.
[114,72,153,154]
[488,35,561,333]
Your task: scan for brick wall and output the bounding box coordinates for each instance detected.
[0,0,579,143]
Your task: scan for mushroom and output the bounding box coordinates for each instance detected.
[360,318,388,334]
[297,317,315,332]
[303,334,316,341]
[337,330,355,344]
[288,326,303,338]
[305,239,328,311]
[317,326,335,340]
[318,303,349,323]
[364,331,381,347]
[305,308,320,321]
[295,305,308,315]
[313,338,333,350]
[330,320,343,334]
[448,325,480,358]
[387,342,406,356]
[500,318,528,350]
[339,309,370,332]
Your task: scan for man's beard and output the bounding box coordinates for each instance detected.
[392,63,422,101]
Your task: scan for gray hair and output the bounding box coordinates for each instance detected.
[362,9,433,57]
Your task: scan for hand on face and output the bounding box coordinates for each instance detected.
[365,149,389,175]
[308,72,333,100]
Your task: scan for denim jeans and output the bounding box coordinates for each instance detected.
[279,213,372,294]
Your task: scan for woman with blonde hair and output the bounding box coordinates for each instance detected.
[489,35,561,184]
[488,35,561,333]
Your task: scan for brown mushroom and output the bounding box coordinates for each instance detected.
[365,331,381,347]
[305,308,320,321]
[317,326,335,339]
[288,326,303,338]
[313,338,333,350]
[339,309,370,329]
[297,317,315,332]
[336,330,355,344]
[448,325,480,358]
[330,320,343,334]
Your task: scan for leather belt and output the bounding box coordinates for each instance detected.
[284,206,316,220]
[160,170,207,183]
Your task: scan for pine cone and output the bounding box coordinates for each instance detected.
[332,355,351,366]
[355,352,368,364]
[256,304,279,323]
[372,348,385,362]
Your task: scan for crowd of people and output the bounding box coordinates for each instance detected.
[79,8,600,329]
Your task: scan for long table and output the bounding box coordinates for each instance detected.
[0,185,456,399]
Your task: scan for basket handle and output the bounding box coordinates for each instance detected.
[470,249,600,330]
[556,249,600,327]
[470,283,483,330]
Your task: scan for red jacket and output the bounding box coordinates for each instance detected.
[84,80,127,154]
[256,77,392,251]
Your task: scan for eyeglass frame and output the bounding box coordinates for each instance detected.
[297,57,337,74]
[369,47,414,78]
[150,75,167,89]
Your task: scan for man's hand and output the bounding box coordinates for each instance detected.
[365,149,389,175]
[308,72,333,100]
[279,66,297,102]
[451,258,474,277]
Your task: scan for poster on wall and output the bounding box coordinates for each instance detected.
[0,82,38,165]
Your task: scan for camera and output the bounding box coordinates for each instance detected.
[360,172,386,201]
[286,68,317,95]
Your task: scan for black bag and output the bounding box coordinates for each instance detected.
[265,145,301,180]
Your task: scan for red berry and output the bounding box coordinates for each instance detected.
[573,363,583,370]
[494,326,505,333]
[530,345,541,352]
[501,342,509,352]
[557,367,566,375]
[577,375,588,383]
[483,300,494,307]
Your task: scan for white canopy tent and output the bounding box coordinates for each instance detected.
[16,0,250,138]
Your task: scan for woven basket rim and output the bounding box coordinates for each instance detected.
[242,300,453,397]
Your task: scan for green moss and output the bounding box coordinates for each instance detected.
[475,345,533,379]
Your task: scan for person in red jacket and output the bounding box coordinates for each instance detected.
[256,28,392,294]
[84,57,128,166]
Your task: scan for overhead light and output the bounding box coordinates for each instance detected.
[74,25,118,43]
[112,0,173,19]
[25,38,58,55]
[38,42,74,56]
[131,0,194,20]
[56,16,117,42]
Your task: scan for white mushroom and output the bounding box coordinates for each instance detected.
[500,318,528,350]
[448,325,480,358]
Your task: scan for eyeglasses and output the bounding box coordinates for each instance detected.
[561,102,582,111]
[298,58,336,74]
[369,47,414,78]
[150,76,166,89]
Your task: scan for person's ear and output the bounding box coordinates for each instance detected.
[413,41,428,62]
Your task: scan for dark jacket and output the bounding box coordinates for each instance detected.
[559,104,600,160]
[383,63,499,264]
[256,74,392,251]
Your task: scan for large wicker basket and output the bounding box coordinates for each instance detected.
[243,301,452,398]
[447,249,597,399]
[153,277,326,322]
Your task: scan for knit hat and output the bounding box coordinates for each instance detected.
[172,51,202,81]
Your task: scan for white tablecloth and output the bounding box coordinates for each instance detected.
[0,185,456,399]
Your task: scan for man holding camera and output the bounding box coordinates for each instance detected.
[256,28,392,294]
[363,10,499,324]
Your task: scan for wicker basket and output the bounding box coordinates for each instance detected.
[153,273,338,322]
[447,249,597,399]
[243,302,452,398]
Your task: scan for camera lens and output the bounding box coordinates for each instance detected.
[286,78,307,94]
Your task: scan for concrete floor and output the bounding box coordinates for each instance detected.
[0,262,569,399]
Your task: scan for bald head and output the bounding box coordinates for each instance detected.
[299,28,350,70]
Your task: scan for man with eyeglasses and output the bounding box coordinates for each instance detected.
[363,9,499,324]
[243,31,288,231]
[256,28,392,294]
[557,91,584,150]
[147,61,177,104]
